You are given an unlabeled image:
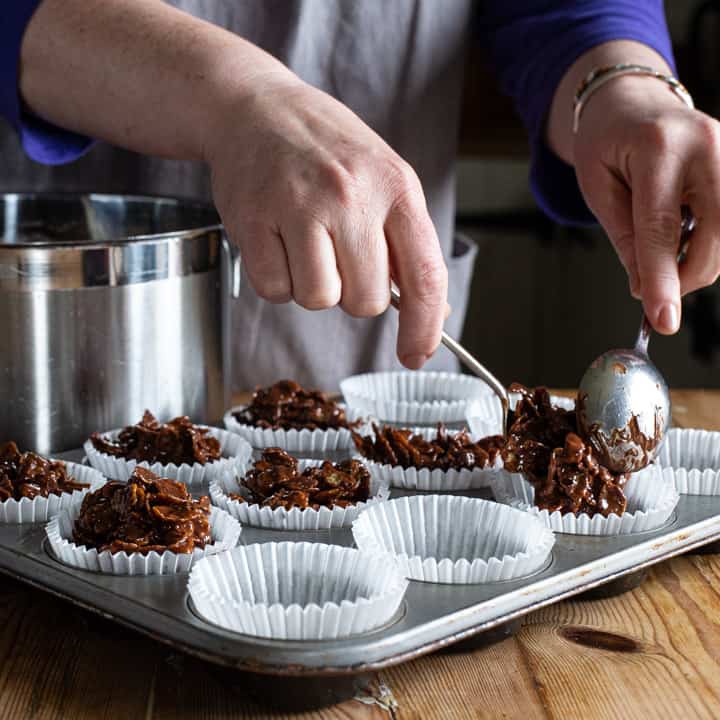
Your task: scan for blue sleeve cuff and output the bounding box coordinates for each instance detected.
[1,0,93,165]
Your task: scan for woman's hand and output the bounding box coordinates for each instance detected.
[204,73,447,369]
[573,74,720,334]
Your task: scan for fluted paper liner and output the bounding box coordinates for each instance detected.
[340,371,494,424]
[223,404,361,454]
[656,427,720,495]
[467,393,576,436]
[490,464,678,535]
[83,426,252,487]
[354,426,502,491]
[188,542,408,639]
[0,462,106,524]
[210,460,389,530]
[351,494,554,583]
[46,504,241,575]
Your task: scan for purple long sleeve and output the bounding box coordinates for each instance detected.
[480,0,675,225]
[0,0,92,164]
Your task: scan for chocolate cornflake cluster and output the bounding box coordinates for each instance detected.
[73,467,211,554]
[90,410,221,465]
[352,423,504,471]
[230,447,370,510]
[0,441,89,502]
[502,384,628,517]
[233,379,359,431]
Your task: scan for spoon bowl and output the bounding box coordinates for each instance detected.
[577,341,670,473]
[577,208,694,474]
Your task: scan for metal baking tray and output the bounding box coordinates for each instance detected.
[1,448,719,678]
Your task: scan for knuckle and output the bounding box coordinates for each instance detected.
[320,160,365,209]
[296,285,341,311]
[637,119,674,153]
[409,258,448,304]
[343,294,389,318]
[698,117,720,153]
[256,282,292,304]
[386,161,423,208]
[639,211,680,249]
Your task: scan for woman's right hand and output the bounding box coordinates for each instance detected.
[205,73,448,369]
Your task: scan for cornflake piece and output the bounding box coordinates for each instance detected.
[230,447,370,511]
[0,441,88,501]
[90,410,221,465]
[233,380,360,431]
[502,384,629,517]
[352,423,504,471]
[73,467,211,554]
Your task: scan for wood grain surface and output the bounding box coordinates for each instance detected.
[0,390,717,720]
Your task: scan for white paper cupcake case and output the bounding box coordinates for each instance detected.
[83,426,252,486]
[490,465,679,535]
[353,425,502,490]
[223,404,361,454]
[188,541,408,640]
[656,427,720,495]
[467,393,576,436]
[351,494,554,584]
[0,462,106,524]
[46,504,241,575]
[210,460,390,530]
[340,371,494,424]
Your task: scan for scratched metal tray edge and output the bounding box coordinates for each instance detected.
[1,486,719,676]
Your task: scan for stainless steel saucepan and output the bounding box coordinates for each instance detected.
[0,193,240,454]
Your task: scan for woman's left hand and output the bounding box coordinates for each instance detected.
[572,74,720,334]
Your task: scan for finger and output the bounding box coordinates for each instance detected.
[680,221,720,298]
[281,220,342,310]
[235,222,292,303]
[679,172,720,297]
[631,154,684,334]
[335,215,390,317]
[579,167,640,297]
[385,196,448,369]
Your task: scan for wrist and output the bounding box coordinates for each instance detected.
[573,68,693,135]
[199,44,300,165]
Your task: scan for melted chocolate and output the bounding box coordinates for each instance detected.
[90,410,221,465]
[234,380,359,431]
[578,392,664,473]
[502,385,628,517]
[352,423,504,471]
[0,441,88,501]
[231,447,370,510]
[73,466,211,554]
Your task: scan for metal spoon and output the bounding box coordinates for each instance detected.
[389,287,509,433]
[577,208,695,473]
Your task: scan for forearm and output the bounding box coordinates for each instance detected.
[20,0,293,162]
[546,39,673,165]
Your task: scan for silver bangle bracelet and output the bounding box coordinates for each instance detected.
[573,63,695,134]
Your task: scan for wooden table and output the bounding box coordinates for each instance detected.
[1,390,718,719]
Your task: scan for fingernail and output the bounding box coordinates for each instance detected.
[658,303,680,333]
[402,354,428,369]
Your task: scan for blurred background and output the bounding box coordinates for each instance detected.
[457,0,720,388]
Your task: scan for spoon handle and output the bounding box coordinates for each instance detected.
[634,206,696,356]
[389,287,509,432]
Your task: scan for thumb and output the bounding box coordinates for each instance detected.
[632,166,683,334]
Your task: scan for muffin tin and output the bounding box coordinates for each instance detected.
[1,444,720,677]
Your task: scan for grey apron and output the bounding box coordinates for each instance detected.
[0,0,477,391]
